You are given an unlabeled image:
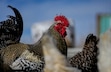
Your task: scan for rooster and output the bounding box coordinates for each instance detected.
[0,5,69,71]
[0,5,23,49]
[69,34,99,72]
[28,15,69,57]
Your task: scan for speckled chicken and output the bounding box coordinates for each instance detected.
[0,5,69,72]
[69,34,99,72]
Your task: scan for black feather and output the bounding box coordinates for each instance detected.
[0,5,23,49]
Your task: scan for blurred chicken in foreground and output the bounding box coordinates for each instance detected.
[42,34,81,72]
[69,34,99,72]
[98,28,111,72]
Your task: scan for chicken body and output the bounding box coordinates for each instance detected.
[0,43,45,72]
[69,34,99,72]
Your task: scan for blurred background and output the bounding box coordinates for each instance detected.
[0,0,111,48]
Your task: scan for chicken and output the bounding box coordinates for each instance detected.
[98,28,111,72]
[69,34,99,72]
[0,5,23,49]
[0,5,69,71]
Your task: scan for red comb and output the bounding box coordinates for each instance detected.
[54,15,69,27]
[54,15,69,38]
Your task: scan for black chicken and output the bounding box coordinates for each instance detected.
[69,34,99,72]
